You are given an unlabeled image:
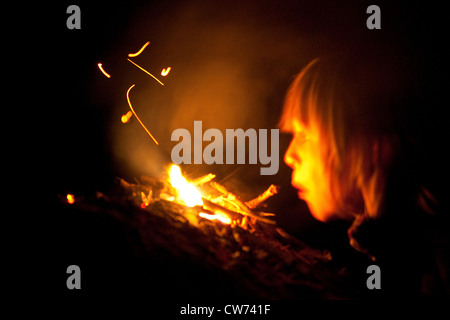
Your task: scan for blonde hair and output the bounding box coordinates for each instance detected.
[280,54,403,220]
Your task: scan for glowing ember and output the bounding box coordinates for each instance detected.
[97,63,111,78]
[168,164,203,207]
[128,41,150,57]
[161,67,171,76]
[198,212,216,221]
[141,190,151,207]
[121,111,133,123]
[66,194,75,204]
[199,211,232,225]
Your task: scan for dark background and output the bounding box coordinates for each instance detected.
[14,0,448,306]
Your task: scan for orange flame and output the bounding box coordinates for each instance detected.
[168,164,203,207]
[166,164,232,225]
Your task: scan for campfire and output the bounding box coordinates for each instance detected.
[118,164,277,229]
[63,161,358,299]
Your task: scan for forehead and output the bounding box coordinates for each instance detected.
[284,117,310,133]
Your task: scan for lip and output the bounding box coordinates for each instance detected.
[297,189,308,200]
[293,183,308,198]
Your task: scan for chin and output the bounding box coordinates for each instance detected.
[306,202,336,222]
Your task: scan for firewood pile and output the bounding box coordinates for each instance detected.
[63,169,360,299]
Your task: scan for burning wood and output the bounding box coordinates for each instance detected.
[185,165,275,225]
[117,165,335,262]
[245,184,279,209]
[63,163,358,299]
[190,173,216,186]
[118,164,278,227]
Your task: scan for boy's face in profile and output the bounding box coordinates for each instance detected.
[284,119,337,222]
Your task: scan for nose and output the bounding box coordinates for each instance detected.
[284,139,299,169]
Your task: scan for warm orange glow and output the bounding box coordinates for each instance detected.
[121,111,133,123]
[199,211,232,225]
[128,41,150,57]
[126,84,159,145]
[168,164,203,207]
[284,119,336,221]
[161,67,171,76]
[127,59,164,86]
[66,194,75,204]
[97,63,111,78]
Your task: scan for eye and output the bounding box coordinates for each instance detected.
[161,67,171,76]
[296,131,310,144]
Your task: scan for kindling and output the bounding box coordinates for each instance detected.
[171,121,279,175]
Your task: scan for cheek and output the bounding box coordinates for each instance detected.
[294,146,321,182]
[305,153,331,198]
[301,168,337,221]
[293,147,338,220]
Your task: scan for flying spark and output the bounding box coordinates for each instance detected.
[128,41,150,57]
[97,63,111,78]
[126,84,159,145]
[127,58,164,86]
[121,111,133,123]
[161,67,171,76]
